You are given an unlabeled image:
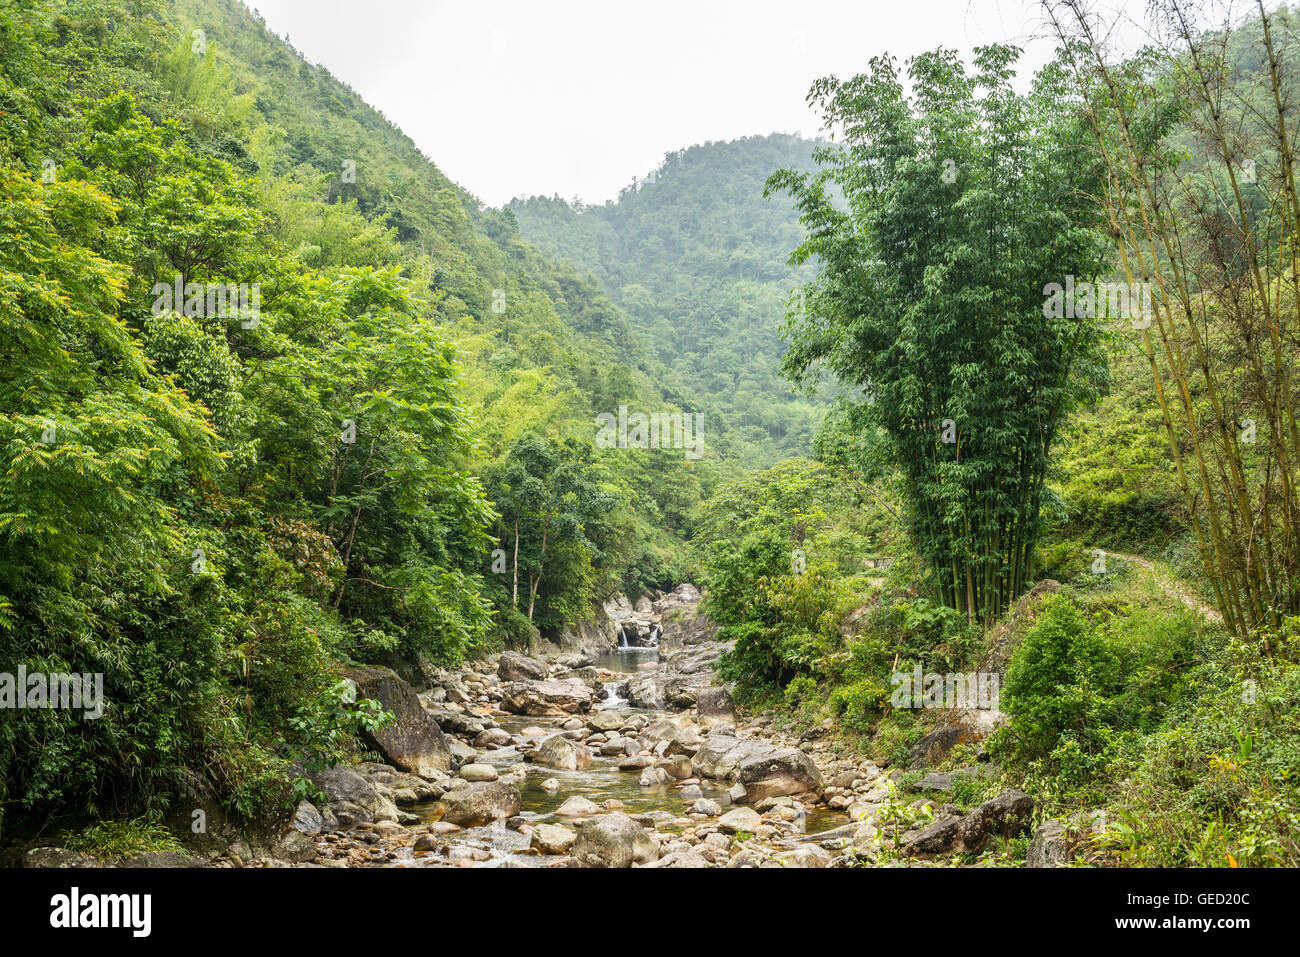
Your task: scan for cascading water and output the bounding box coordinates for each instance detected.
[601,679,628,708]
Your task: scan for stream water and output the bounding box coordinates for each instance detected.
[398,645,845,866]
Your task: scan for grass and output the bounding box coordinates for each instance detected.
[59,815,183,861]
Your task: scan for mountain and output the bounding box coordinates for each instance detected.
[0,0,728,825]
[510,133,828,467]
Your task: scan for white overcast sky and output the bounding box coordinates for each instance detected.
[239,0,1172,207]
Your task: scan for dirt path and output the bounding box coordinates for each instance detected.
[1108,552,1223,623]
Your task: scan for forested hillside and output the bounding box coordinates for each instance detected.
[510,134,826,466]
[0,0,722,828]
[1,0,1298,882]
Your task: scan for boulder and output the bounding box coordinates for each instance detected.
[343,665,451,776]
[955,789,1034,853]
[589,711,627,732]
[529,734,592,771]
[640,718,704,757]
[439,781,521,826]
[459,763,499,782]
[308,765,399,825]
[446,737,477,765]
[530,823,577,855]
[690,735,825,803]
[291,800,324,834]
[643,850,711,868]
[622,675,664,710]
[777,845,833,868]
[24,848,98,868]
[696,686,736,723]
[1027,820,1069,868]
[902,814,964,855]
[501,678,595,716]
[571,813,659,868]
[497,651,549,682]
[639,766,670,787]
[275,829,318,864]
[117,851,205,868]
[717,806,763,834]
[474,728,513,748]
[555,795,602,818]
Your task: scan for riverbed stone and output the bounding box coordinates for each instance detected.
[501,678,595,716]
[589,711,627,732]
[474,728,513,748]
[439,780,521,826]
[644,850,711,868]
[307,765,399,826]
[956,789,1034,852]
[342,665,452,777]
[696,686,736,724]
[717,806,762,834]
[555,795,602,818]
[572,813,659,868]
[1027,820,1069,868]
[292,800,324,834]
[498,651,549,682]
[639,766,670,787]
[530,823,577,855]
[778,845,833,868]
[459,763,499,782]
[529,734,592,770]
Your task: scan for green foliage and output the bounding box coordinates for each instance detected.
[771,45,1111,623]
[700,459,884,692]
[59,814,183,860]
[511,134,827,467]
[993,593,1198,789]
[0,0,718,833]
[286,680,392,806]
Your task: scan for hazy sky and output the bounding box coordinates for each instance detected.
[239,0,1156,208]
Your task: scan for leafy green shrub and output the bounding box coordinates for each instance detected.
[829,677,891,731]
[870,712,924,768]
[60,814,182,861]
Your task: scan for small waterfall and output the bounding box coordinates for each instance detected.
[617,625,628,648]
[601,679,628,708]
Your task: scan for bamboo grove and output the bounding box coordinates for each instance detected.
[1046,0,1300,638]
[770,45,1111,625]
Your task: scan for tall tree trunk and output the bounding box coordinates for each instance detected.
[511,517,519,609]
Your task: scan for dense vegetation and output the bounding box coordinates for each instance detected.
[510,134,826,467]
[1,0,1297,870]
[770,44,1111,624]
[0,0,719,832]
[695,2,1300,866]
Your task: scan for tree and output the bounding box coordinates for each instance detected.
[769,45,1110,623]
[485,435,618,626]
[1045,0,1300,636]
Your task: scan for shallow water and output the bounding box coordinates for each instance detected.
[593,646,660,674]
[404,648,846,865]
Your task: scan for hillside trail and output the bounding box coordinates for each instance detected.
[1107,551,1223,623]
